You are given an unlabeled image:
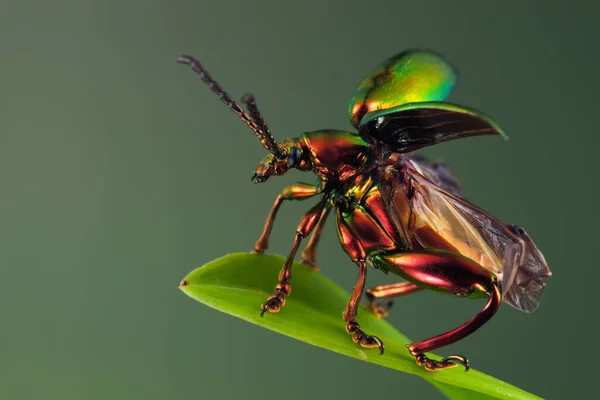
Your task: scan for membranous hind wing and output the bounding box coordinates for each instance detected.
[403,153,464,199]
[502,225,552,312]
[380,158,551,312]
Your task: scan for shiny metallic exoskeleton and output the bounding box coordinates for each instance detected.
[177,50,551,371]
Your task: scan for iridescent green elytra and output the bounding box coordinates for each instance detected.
[348,50,458,128]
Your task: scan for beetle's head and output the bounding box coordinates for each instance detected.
[175,56,312,183]
[251,138,312,183]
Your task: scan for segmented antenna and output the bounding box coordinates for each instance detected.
[241,94,271,139]
[177,55,286,160]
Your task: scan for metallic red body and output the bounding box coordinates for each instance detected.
[178,51,551,372]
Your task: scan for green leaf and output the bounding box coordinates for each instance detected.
[179,253,541,400]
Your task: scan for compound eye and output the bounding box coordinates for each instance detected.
[287,147,302,168]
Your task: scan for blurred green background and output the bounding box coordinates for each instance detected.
[1,1,597,399]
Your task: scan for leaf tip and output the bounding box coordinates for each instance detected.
[179,279,188,288]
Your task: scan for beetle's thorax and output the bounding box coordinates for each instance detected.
[329,172,374,217]
[301,130,371,183]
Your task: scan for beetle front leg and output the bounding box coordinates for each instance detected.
[260,198,327,316]
[299,206,331,271]
[373,249,501,371]
[254,183,319,253]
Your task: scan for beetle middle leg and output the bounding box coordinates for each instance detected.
[366,282,422,318]
[260,197,327,316]
[373,249,501,371]
[299,206,331,271]
[336,210,385,354]
[254,183,319,254]
[344,259,385,354]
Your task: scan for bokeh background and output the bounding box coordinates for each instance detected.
[2,1,598,399]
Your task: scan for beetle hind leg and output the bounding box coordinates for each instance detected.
[408,281,501,371]
[416,354,470,372]
[373,249,502,371]
[365,282,422,318]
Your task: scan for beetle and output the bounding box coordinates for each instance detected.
[177,50,551,371]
